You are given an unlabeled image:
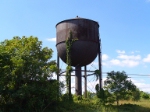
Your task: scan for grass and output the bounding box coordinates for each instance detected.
[118,99,150,112]
[120,99,150,108]
[45,98,150,112]
[45,99,97,112]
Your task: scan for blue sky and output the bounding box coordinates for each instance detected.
[0,0,150,93]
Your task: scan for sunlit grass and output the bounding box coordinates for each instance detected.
[46,98,150,112]
[119,99,150,112]
[120,99,150,107]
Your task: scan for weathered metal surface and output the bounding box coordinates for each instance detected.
[84,66,87,98]
[75,66,82,95]
[56,18,99,67]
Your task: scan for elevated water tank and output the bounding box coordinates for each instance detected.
[56,17,99,67]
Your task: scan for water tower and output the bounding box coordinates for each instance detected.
[56,17,102,96]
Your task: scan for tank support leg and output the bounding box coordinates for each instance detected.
[84,66,87,98]
[75,66,82,95]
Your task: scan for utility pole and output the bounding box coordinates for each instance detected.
[98,39,102,89]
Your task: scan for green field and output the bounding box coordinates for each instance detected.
[47,98,150,112]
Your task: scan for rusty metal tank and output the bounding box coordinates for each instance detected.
[56,17,99,67]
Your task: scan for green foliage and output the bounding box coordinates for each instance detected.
[62,93,73,102]
[104,71,137,106]
[84,91,96,99]
[65,31,77,97]
[95,84,115,105]
[0,36,60,111]
[65,31,73,93]
[93,69,100,81]
[132,88,141,101]
[141,92,150,100]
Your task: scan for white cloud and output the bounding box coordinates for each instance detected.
[116,50,125,54]
[109,51,141,67]
[143,54,150,63]
[122,60,139,67]
[110,59,139,67]
[46,38,56,42]
[102,54,109,61]
[101,50,141,67]
[117,54,141,60]
[110,59,121,66]
[132,79,150,93]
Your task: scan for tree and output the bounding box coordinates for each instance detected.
[132,88,141,101]
[140,91,150,100]
[104,71,136,106]
[95,84,115,105]
[0,36,60,111]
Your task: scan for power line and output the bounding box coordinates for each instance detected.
[102,72,150,76]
